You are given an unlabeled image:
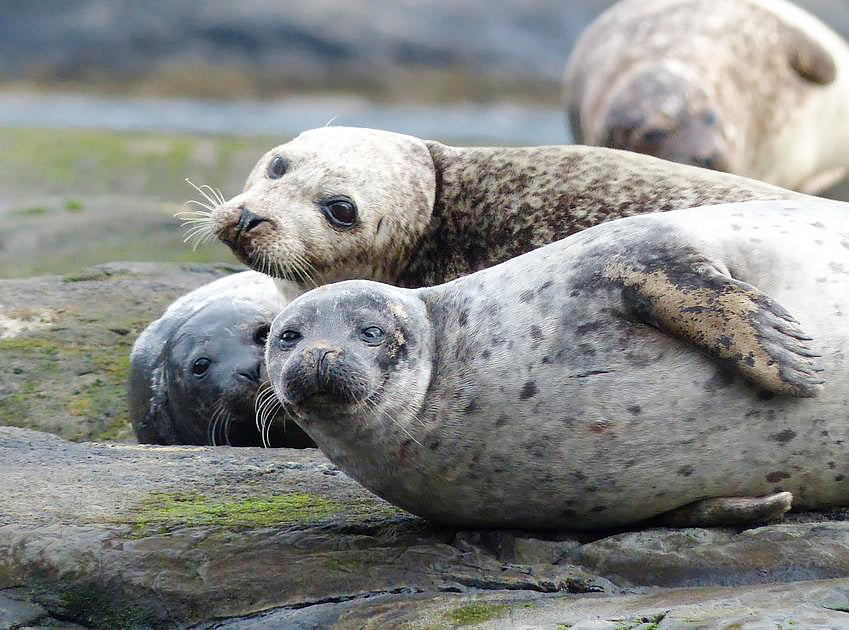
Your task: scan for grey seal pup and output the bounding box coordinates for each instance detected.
[128,271,313,448]
[564,0,849,193]
[265,199,849,530]
[197,126,804,295]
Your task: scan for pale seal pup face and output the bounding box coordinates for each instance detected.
[265,281,432,450]
[210,127,436,286]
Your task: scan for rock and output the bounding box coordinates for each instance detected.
[0,262,242,441]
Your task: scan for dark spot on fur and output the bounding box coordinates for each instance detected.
[704,368,734,392]
[481,349,491,359]
[429,440,440,451]
[828,461,836,469]
[458,309,468,326]
[836,474,846,482]
[538,280,554,293]
[463,399,478,414]
[495,414,510,427]
[578,343,596,356]
[519,289,535,303]
[626,404,641,416]
[589,421,609,433]
[766,471,791,483]
[541,355,551,364]
[530,324,543,340]
[678,465,694,477]
[591,505,607,513]
[771,429,796,444]
[575,321,601,335]
[519,381,538,400]
[572,471,587,482]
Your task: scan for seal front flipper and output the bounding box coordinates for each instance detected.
[605,255,824,397]
[651,492,793,528]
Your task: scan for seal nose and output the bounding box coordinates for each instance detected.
[236,207,267,234]
[235,362,261,385]
[219,206,269,249]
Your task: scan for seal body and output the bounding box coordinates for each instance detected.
[128,271,313,448]
[203,126,804,293]
[266,199,849,529]
[564,0,849,193]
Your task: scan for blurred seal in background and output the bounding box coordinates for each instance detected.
[564,0,849,193]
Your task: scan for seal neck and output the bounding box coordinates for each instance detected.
[397,142,786,288]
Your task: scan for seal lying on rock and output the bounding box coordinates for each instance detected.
[563,0,849,193]
[128,271,314,448]
[202,126,803,294]
[265,199,849,530]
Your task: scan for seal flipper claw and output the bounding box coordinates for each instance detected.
[606,257,823,397]
[652,491,793,528]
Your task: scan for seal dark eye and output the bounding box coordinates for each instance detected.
[279,330,302,347]
[360,325,385,345]
[192,357,211,376]
[254,324,270,346]
[320,197,357,229]
[641,128,668,145]
[267,155,288,179]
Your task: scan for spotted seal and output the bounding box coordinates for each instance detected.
[265,198,849,529]
[564,0,849,193]
[198,126,805,296]
[128,270,314,448]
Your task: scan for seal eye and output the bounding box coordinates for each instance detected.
[254,324,270,346]
[267,155,288,180]
[641,128,668,145]
[192,357,211,376]
[279,330,302,347]
[360,325,385,345]
[321,197,357,229]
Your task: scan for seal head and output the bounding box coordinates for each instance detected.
[266,281,433,452]
[128,272,314,448]
[210,127,436,286]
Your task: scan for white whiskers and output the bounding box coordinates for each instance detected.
[177,178,225,251]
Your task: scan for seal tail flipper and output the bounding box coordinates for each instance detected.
[651,491,793,528]
[605,257,824,397]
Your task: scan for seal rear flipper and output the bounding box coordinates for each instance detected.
[605,256,824,397]
[651,491,793,528]
[782,23,837,85]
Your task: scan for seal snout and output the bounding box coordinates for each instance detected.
[281,343,370,407]
[216,205,274,257]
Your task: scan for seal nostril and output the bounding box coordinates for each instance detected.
[237,364,261,384]
[237,208,268,234]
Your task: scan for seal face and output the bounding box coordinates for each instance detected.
[199,126,800,293]
[564,0,849,192]
[267,199,849,530]
[128,271,314,448]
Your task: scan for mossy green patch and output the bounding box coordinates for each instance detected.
[447,603,512,626]
[10,205,51,216]
[127,492,393,536]
[64,198,84,212]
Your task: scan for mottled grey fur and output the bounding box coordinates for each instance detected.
[267,199,849,530]
[564,0,849,193]
[208,127,803,292]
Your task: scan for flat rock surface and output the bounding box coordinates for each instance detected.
[3,426,849,628]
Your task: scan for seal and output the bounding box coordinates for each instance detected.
[128,270,314,448]
[197,126,804,294]
[563,0,849,193]
[265,198,849,530]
